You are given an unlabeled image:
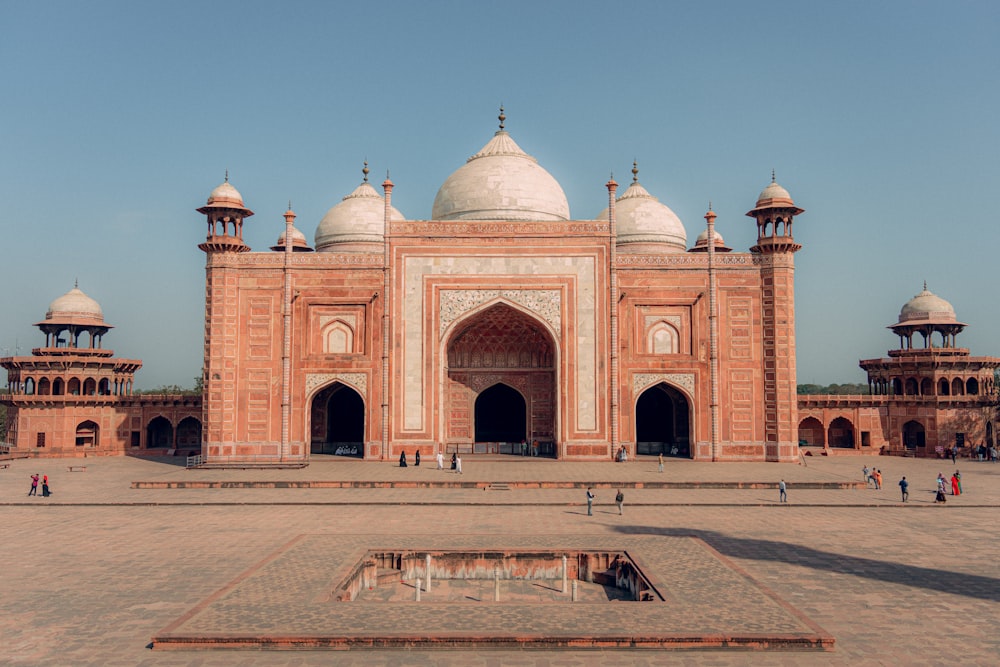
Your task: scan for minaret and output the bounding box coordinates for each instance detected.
[197,175,253,462]
[606,170,619,460]
[746,173,804,462]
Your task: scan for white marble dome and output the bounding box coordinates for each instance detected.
[898,285,958,324]
[204,179,246,209]
[595,174,686,252]
[432,128,570,222]
[271,223,312,251]
[44,285,105,324]
[315,181,405,251]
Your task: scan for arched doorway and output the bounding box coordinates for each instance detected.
[902,420,925,450]
[310,382,365,456]
[75,420,99,447]
[445,303,556,455]
[146,416,173,449]
[828,417,855,448]
[176,416,202,456]
[474,384,526,443]
[635,383,691,457]
[798,417,824,447]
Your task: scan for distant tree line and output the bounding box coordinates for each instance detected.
[797,383,870,395]
[134,374,203,396]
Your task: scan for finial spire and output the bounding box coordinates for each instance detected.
[288,200,292,211]
[708,201,713,211]
[225,169,229,183]
[362,159,369,183]
[632,160,639,183]
[498,105,505,130]
[74,278,78,289]
[771,168,776,183]
[923,280,928,291]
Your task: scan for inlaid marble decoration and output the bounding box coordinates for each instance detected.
[439,289,561,338]
[633,372,695,397]
[305,372,367,396]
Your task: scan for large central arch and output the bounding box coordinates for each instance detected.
[444,302,556,453]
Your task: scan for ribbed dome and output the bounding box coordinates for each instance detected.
[43,285,106,325]
[595,177,686,251]
[898,284,959,325]
[691,227,731,252]
[314,181,405,251]
[432,129,570,221]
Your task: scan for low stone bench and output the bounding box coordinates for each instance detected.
[66,465,87,472]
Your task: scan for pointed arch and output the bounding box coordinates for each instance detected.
[322,319,356,354]
[647,321,679,355]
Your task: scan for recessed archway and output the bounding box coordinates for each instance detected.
[75,420,99,447]
[635,382,691,457]
[798,417,824,447]
[310,381,365,457]
[902,420,925,450]
[146,416,173,449]
[445,302,556,454]
[827,417,855,448]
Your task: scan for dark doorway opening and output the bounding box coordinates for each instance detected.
[475,384,526,444]
[311,382,365,456]
[635,383,691,457]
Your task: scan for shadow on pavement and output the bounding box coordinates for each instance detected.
[614,524,1000,603]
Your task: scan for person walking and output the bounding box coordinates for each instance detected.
[658,453,664,473]
[874,469,882,490]
[951,472,961,496]
[436,451,444,470]
[862,465,870,485]
[42,478,51,497]
[414,450,421,467]
[586,488,595,516]
[779,479,787,503]
[28,473,39,496]
[898,476,909,502]
[615,489,624,515]
[399,451,407,467]
[455,455,462,475]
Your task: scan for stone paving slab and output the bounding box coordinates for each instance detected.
[152,533,832,651]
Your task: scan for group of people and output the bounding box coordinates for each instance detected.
[862,466,884,490]
[519,440,541,457]
[585,487,626,516]
[399,450,463,473]
[27,473,52,497]
[935,471,962,501]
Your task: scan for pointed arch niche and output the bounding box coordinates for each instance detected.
[443,302,557,453]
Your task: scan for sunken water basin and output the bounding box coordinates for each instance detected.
[337,550,662,603]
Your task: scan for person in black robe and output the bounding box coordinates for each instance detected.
[399,451,407,467]
[414,450,421,466]
[450,453,457,470]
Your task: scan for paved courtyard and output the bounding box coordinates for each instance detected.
[0,454,998,665]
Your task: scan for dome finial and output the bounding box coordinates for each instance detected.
[74,277,78,289]
[362,159,369,183]
[923,280,928,291]
[288,199,292,211]
[225,169,229,183]
[708,201,713,211]
[498,104,505,130]
[771,168,776,183]
[632,159,639,184]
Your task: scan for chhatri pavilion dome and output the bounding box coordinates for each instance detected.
[314,163,406,252]
[40,283,107,327]
[431,108,570,222]
[203,177,247,210]
[595,162,687,252]
[896,283,962,326]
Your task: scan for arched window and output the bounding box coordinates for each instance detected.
[937,378,950,396]
[966,377,979,395]
[323,320,355,354]
[920,378,933,396]
[647,321,679,355]
[891,378,903,395]
[951,378,964,396]
[83,378,97,395]
[53,378,65,395]
[904,378,918,395]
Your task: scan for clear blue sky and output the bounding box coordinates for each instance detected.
[2,0,998,390]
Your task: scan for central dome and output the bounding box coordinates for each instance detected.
[595,165,687,252]
[432,120,569,222]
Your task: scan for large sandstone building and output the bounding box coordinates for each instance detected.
[195,112,804,465]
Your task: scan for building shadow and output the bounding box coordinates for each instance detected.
[613,524,1000,603]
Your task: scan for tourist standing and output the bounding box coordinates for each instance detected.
[586,488,595,516]
[42,478,51,497]
[450,453,457,470]
[862,465,870,485]
[874,469,882,490]
[414,450,421,467]
[951,472,961,496]
[615,489,624,515]
[779,479,787,503]
[898,476,909,502]
[28,473,39,496]
[399,451,407,468]
[658,453,664,473]
[455,455,462,475]
[436,451,444,470]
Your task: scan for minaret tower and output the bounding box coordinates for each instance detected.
[196,175,253,462]
[746,173,804,462]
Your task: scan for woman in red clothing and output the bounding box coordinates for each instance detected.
[951,473,961,496]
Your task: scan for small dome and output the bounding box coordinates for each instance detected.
[746,174,803,217]
[691,227,732,252]
[595,176,686,251]
[897,284,959,325]
[42,285,107,326]
[432,124,570,221]
[205,180,245,208]
[271,224,313,252]
[314,181,405,251]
